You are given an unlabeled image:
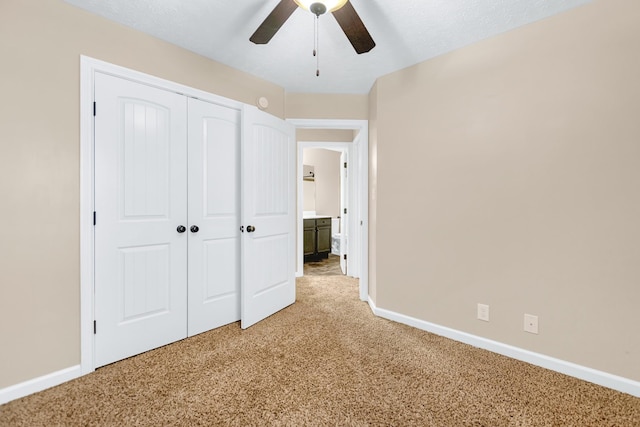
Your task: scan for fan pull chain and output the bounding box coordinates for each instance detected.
[313,14,320,77]
[313,13,317,58]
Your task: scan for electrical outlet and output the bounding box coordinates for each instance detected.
[524,314,539,334]
[477,304,489,322]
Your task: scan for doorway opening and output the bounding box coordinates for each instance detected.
[288,119,369,302]
[301,144,349,277]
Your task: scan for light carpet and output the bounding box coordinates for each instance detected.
[1,275,638,426]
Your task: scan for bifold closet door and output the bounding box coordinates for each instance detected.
[94,73,188,368]
[93,72,293,366]
[187,98,241,336]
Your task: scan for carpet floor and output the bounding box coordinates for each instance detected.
[1,276,638,426]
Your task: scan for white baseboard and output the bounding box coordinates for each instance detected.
[367,298,640,398]
[0,365,82,405]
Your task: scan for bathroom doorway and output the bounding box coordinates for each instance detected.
[301,145,349,276]
[291,118,369,302]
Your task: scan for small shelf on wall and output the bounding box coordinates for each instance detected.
[303,164,315,181]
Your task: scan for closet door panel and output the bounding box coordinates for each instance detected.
[188,98,241,336]
[241,105,296,329]
[94,73,188,367]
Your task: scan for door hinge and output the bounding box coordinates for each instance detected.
[344,162,347,169]
[343,254,347,260]
[93,211,96,226]
[344,208,347,214]
[93,102,96,117]
[93,320,97,334]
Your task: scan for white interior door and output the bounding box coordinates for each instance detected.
[187,98,241,336]
[340,150,348,275]
[94,73,188,367]
[241,106,296,329]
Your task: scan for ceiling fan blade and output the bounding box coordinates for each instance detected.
[332,1,376,54]
[250,0,299,45]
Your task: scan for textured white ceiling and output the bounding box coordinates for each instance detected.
[64,0,591,94]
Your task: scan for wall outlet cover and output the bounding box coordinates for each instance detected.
[524,313,539,334]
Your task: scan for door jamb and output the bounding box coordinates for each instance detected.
[287,119,369,301]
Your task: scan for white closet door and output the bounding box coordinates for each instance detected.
[187,98,241,336]
[94,73,188,367]
[241,106,296,329]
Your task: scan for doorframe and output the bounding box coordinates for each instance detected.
[80,56,244,375]
[287,119,369,302]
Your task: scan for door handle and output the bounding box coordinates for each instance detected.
[246,225,256,233]
[190,225,199,233]
[177,225,186,233]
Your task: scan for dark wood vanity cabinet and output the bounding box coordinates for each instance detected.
[304,217,331,261]
[316,218,331,255]
[303,220,316,257]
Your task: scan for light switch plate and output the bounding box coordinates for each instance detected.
[477,304,489,322]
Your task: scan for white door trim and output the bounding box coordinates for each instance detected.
[288,119,369,302]
[80,56,244,375]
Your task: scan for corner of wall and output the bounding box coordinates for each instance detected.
[367,81,378,304]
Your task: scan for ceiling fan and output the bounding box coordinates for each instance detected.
[250,0,376,55]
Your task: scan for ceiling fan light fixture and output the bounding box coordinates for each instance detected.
[294,0,348,13]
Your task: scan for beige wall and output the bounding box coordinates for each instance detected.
[0,0,285,389]
[297,129,356,142]
[303,149,342,218]
[368,82,379,303]
[303,181,316,212]
[286,93,368,120]
[372,0,640,381]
